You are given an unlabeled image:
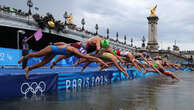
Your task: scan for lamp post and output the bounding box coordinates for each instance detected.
[17,30,25,50]
[142,36,145,48]
[63,11,68,25]
[116,32,118,42]
[124,35,126,44]
[95,24,98,35]
[131,38,133,47]
[17,30,25,67]
[107,28,109,39]
[27,0,33,15]
[81,18,85,31]
[27,0,33,23]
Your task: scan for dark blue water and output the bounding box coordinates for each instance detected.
[0,70,194,110]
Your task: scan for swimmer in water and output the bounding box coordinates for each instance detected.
[146,56,180,81]
[18,43,108,78]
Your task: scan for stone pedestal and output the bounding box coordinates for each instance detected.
[147,16,159,52]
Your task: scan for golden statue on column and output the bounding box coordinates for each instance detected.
[150,5,157,17]
[68,13,73,25]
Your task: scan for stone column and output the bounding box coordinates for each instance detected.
[147,16,159,52]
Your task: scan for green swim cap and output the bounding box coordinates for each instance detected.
[101,39,110,48]
[112,49,117,54]
[153,63,158,68]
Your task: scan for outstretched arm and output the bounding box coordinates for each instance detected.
[138,53,151,66]
[71,47,108,67]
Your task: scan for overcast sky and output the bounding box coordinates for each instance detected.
[1,0,194,50]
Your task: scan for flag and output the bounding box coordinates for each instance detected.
[34,28,43,41]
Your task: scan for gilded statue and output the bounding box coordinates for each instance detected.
[68,13,73,24]
[150,5,157,17]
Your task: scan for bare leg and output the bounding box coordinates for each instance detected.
[18,46,52,64]
[81,62,91,72]
[71,48,108,67]
[50,55,68,69]
[25,54,55,78]
[73,58,88,67]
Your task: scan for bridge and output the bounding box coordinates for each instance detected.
[1,10,193,64]
[0,11,134,51]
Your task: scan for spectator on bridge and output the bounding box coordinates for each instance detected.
[22,36,29,69]
[188,55,193,64]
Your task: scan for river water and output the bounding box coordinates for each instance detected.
[0,70,194,110]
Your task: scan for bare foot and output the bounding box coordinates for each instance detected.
[98,66,103,71]
[24,67,30,79]
[18,56,25,64]
[144,69,149,74]
[50,62,55,69]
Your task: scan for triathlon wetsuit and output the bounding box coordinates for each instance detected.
[116,50,128,57]
[81,40,96,54]
[69,43,87,54]
[153,61,171,76]
[50,45,72,57]
[100,52,120,65]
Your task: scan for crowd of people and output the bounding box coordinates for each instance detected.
[18,36,181,81]
[0,5,28,17]
[32,12,105,37]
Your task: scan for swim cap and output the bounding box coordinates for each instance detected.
[112,49,117,54]
[153,63,158,68]
[101,39,110,48]
[142,52,147,57]
[79,47,87,54]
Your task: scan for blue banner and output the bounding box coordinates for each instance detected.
[0,47,22,66]
[0,73,57,99]
[0,68,161,99]
[57,71,113,90]
[0,48,98,66]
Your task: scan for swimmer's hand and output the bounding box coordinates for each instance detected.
[97,58,108,67]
